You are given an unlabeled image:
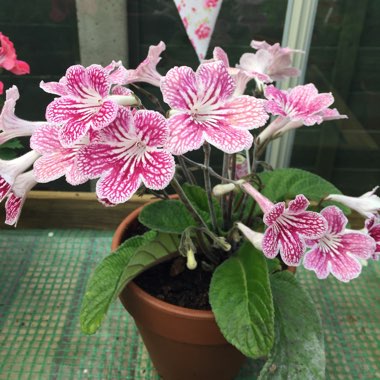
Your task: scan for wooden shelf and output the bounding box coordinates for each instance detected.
[0,191,153,230]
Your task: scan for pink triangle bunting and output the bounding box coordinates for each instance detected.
[173,0,223,61]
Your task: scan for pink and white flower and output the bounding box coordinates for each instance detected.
[240,182,327,266]
[0,86,46,145]
[44,64,138,147]
[5,170,37,226]
[0,150,39,202]
[161,61,268,155]
[264,84,335,126]
[77,107,175,204]
[30,124,89,185]
[125,42,166,87]
[104,60,128,86]
[365,216,380,260]
[238,40,302,85]
[304,206,376,282]
[325,187,380,218]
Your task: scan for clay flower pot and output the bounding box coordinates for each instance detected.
[111,203,246,380]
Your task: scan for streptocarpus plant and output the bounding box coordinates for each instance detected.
[1,39,379,378]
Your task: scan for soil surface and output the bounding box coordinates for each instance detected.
[134,255,214,310]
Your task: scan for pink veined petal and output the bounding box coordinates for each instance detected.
[40,80,69,96]
[303,246,331,279]
[30,124,62,154]
[288,83,319,106]
[302,114,325,126]
[341,232,376,260]
[134,110,169,147]
[46,97,83,124]
[5,193,24,226]
[65,162,88,186]
[278,227,305,266]
[320,206,347,234]
[0,177,12,202]
[86,64,111,98]
[96,168,141,204]
[111,85,132,96]
[264,86,288,117]
[33,153,71,183]
[264,202,285,226]
[76,144,119,178]
[203,121,253,154]
[366,217,380,253]
[166,113,204,155]
[65,65,88,98]
[90,100,119,130]
[58,118,91,148]
[161,66,197,110]
[270,67,300,81]
[196,61,235,104]
[212,47,230,67]
[140,151,175,190]
[221,96,268,129]
[287,194,309,213]
[329,253,362,283]
[99,106,134,143]
[104,60,128,85]
[306,93,335,115]
[284,211,327,238]
[262,226,280,259]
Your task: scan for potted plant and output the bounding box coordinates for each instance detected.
[1,39,379,379]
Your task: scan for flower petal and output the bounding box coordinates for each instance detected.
[33,153,70,182]
[264,202,285,226]
[278,228,305,266]
[221,96,268,129]
[96,168,141,204]
[196,61,235,103]
[86,64,111,98]
[0,177,11,202]
[329,253,362,282]
[30,125,62,154]
[320,206,347,234]
[5,193,23,226]
[134,110,169,147]
[303,246,331,279]
[203,122,253,154]
[140,151,175,190]
[288,194,309,213]
[161,66,197,110]
[166,113,204,155]
[262,226,280,259]
[341,232,376,259]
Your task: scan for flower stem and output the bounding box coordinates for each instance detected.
[203,142,219,233]
[170,177,208,230]
[226,153,237,228]
[178,156,196,185]
[221,153,229,230]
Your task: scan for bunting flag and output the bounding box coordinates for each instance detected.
[173,0,223,61]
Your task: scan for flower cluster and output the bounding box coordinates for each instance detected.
[0,38,379,284]
[0,32,30,94]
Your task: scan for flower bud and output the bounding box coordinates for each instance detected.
[186,249,197,270]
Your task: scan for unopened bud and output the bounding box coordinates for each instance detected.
[213,183,236,196]
[186,250,197,270]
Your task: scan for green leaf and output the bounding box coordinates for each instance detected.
[138,199,197,233]
[209,242,274,358]
[80,231,179,335]
[258,168,350,213]
[0,139,23,149]
[182,183,223,227]
[258,271,325,380]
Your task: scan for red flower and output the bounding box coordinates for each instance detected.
[195,23,211,40]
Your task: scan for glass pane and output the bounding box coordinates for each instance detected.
[290,0,380,195]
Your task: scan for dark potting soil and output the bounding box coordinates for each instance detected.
[134,255,214,310]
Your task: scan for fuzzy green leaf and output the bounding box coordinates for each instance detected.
[138,199,197,233]
[209,242,274,358]
[80,231,179,335]
[182,183,222,227]
[258,271,325,380]
[254,168,350,214]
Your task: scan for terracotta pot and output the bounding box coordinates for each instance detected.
[112,202,246,380]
